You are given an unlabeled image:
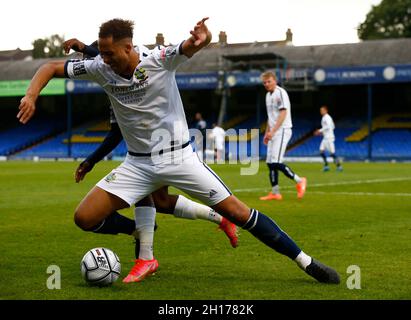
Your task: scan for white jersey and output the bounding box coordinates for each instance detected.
[265,86,292,129]
[65,42,189,154]
[320,114,335,140]
[211,126,226,150]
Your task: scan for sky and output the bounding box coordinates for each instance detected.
[0,0,382,51]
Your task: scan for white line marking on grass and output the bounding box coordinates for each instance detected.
[283,191,411,197]
[232,177,411,193]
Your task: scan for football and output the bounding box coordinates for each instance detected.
[80,247,121,286]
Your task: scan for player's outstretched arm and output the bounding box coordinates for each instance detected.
[64,38,99,58]
[75,123,123,183]
[63,38,86,54]
[17,61,66,124]
[181,17,212,58]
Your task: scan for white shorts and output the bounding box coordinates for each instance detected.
[320,138,335,154]
[266,128,292,163]
[214,141,224,151]
[96,145,232,207]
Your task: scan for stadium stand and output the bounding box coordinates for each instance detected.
[13,120,127,159]
[0,117,65,156]
[372,129,411,158]
[287,115,411,159]
[6,114,411,160]
[287,127,368,158]
[346,113,411,142]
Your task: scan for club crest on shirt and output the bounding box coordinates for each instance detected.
[134,67,148,83]
[104,172,117,183]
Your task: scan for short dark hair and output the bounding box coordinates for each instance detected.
[99,19,134,41]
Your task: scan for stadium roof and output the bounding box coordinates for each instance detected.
[0,48,32,62]
[1,38,411,80]
[177,38,411,73]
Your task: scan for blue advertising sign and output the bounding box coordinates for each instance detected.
[66,79,104,94]
[176,73,219,90]
[225,71,262,87]
[65,63,411,93]
[314,64,411,85]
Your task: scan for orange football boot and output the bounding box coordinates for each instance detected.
[259,192,283,201]
[218,217,239,248]
[296,177,307,199]
[123,258,159,283]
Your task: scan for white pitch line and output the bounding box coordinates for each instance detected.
[282,190,411,197]
[232,177,411,193]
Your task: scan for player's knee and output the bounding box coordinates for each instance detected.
[154,200,172,214]
[272,162,281,168]
[135,195,154,208]
[214,197,249,225]
[74,209,94,231]
[152,193,177,214]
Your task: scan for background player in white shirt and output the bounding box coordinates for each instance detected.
[210,123,226,162]
[18,18,340,285]
[193,112,207,160]
[260,72,307,201]
[314,105,343,172]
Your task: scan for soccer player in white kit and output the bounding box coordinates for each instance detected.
[17,18,340,284]
[211,123,226,161]
[314,105,343,172]
[260,72,307,201]
[63,38,239,275]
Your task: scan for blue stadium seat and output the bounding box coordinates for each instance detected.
[0,118,65,156]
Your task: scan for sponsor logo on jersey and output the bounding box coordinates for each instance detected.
[73,62,87,76]
[104,172,117,183]
[134,67,148,83]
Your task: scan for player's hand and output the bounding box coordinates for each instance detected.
[314,129,321,136]
[264,130,273,144]
[263,132,270,145]
[75,160,94,183]
[63,38,85,54]
[17,95,36,124]
[190,17,211,46]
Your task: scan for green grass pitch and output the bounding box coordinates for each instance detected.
[0,161,410,300]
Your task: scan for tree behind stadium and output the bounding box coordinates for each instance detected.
[358,0,411,40]
[32,34,65,59]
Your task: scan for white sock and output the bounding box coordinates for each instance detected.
[174,195,222,224]
[294,174,302,183]
[134,206,156,260]
[271,185,280,194]
[294,251,312,270]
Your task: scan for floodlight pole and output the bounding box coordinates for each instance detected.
[66,93,72,158]
[217,54,227,127]
[256,87,261,127]
[367,84,373,160]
